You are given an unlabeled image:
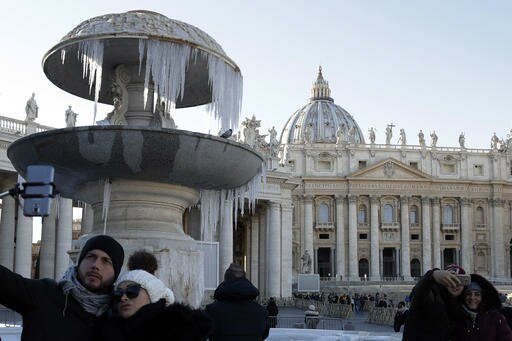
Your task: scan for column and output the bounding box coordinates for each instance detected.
[55,197,73,279]
[281,201,293,297]
[0,195,16,270]
[335,195,345,280]
[460,198,472,272]
[81,203,94,235]
[39,200,57,279]
[219,199,233,279]
[348,195,359,281]
[250,215,259,285]
[15,202,33,277]
[303,195,314,265]
[432,198,441,269]
[400,196,412,280]
[268,202,281,297]
[370,196,380,281]
[244,223,251,276]
[492,199,505,279]
[258,207,267,293]
[421,197,432,273]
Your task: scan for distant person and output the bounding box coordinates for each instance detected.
[205,263,269,340]
[103,269,212,340]
[500,293,512,330]
[403,264,469,341]
[0,234,124,341]
[127,250,158,275]
[304,304,320,329]
[266,297,279,328]
[452,274,512,340]
[393,301,408,332]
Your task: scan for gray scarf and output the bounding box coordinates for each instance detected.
[59,266,113,316]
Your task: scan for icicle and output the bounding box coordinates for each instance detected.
[138,39,145,75]
[77,40,104,124]
[61,49,66,64]
[101,179,112,235]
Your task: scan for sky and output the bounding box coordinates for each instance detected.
[1,1,511,150]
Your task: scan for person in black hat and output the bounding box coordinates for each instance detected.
[0,234,124,341]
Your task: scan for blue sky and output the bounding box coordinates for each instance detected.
[1,0,511,149]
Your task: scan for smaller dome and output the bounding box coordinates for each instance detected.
[280,67,365,145]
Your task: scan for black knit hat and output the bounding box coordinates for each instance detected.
[77,235,125,280]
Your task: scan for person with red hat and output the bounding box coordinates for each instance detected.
[403,264,469,340]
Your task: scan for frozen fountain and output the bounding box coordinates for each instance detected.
[7,10,263,307]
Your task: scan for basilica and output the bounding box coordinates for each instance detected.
[1,68,512,299]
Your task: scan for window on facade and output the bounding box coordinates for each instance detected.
[319,233,330,240]
[409,205,418,224]
[441,163,456,174]
[358,205,367,224]
[409,162,418,169]
[410,259,421,277]
[445,234,455,241]
[359,233,368,239]
[443,205,454,224]
[318,203,329,223]
[476,206,484,226]
[473,164,484,176]
[477,251,486,269]
[383,204,394,224]
[317,160,331,171]
[411,234,419,240]
[358,160,367,169]
[358,258,369,278]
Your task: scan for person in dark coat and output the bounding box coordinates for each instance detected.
[266,297,279,328]
[102,269,212,341]
[0,234,124,341]
[403,264,468,341]
[205,263,269,340]
[452,274,512,341]
[393,301,408,332]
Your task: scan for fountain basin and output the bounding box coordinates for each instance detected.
[7,126,263,197]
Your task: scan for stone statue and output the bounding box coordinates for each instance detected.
[268,126,278,157]
[65,105,78,127]
[336,123,347,145]
[368,127,376,144]
[241,115,260,147]
[304,124,314,144]
[385,123,394,145]
[398,128,406,145]
[418,130,425,147]
[430,130,438,147]
[301,250,312,274]
[348,126,356,144]
[25,93,38,121]
[491,132,500,150]
[459,132,465,149]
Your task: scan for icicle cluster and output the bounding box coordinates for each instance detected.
[77,40,104,123]
[138,39,242,130]
[199,163,266,240]
[101,179,112,234]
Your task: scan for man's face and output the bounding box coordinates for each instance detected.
[77,249,115,293]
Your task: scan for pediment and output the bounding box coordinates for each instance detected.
[348,158,431,180]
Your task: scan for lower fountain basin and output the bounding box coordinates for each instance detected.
[7,126,263,197]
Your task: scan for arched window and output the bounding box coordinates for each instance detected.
[318,203,329,224]
[358,204,367,224]
[410,259,421,277]
[383,204,394,224]
[409,205,418,225]
[443,205,454,224]
[358,258,369,278]
[476,206,484,225]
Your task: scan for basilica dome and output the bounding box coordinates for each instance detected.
[280,67,365,145]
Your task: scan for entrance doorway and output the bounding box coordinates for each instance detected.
[443,248,456,268]
[317,248,331,277]
[382,248,397,278]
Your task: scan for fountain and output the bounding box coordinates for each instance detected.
[7,10,264,307]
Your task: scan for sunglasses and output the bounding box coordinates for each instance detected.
[114,284,142,299]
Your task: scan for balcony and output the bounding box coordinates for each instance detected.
[315,223,334,231]
[442,223,460,232]
[380,222,399,232]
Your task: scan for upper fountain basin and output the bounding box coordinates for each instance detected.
[7,126,263,197]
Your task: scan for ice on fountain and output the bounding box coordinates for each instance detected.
[78,40,103,123]
[102,179,111,234]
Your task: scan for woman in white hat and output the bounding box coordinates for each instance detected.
[103,270,212,341]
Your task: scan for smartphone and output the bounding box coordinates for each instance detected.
[456,274,471,286]
[22,165,55,217]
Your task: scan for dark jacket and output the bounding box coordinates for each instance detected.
[205,277,269,340]
[393,308,408,332]
[0,264,107,341]
[102,300,213,341]
[403,269,462,341]
[452,274,512,341]
[266,300,279,317]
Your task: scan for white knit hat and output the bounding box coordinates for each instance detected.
[116,270,175,305]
